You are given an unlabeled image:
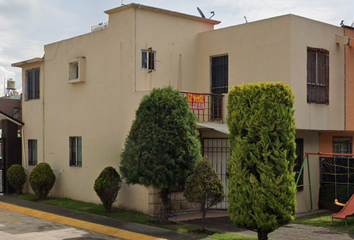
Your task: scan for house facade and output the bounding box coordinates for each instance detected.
[12,3,354,215]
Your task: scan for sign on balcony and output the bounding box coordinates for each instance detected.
[187,93,205,110]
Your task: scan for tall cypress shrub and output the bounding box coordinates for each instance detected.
[227,83,297,240]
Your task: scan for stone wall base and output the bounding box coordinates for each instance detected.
[148,186,199,216]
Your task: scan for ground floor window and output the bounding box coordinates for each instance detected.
[333,137,352,154]
[28,139,37,166]
[294,139,304,191]
[69,137,82,167]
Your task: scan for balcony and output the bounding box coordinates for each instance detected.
[180,92,226,123]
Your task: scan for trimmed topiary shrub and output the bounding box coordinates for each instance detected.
[184,159,224,231]
[6,164,26,194]
[120,86,201,223]
[94,166,122,212]
[227,83,297,240]
[29,162,56,200]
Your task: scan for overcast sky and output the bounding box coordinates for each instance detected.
[0,0,353,95]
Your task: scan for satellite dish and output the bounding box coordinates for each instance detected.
[197,7,205,18]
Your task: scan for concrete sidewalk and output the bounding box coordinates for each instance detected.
[0,195,204,240]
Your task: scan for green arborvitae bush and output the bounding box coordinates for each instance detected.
[227,83,297,240]
[120,86,202,223]
[94,166,122,212]
[184,159,224,230]
[6,164,26,194]
[29,162,56,200]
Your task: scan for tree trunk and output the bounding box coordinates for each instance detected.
[159,188,170,224]
[257,230,268,240]
[201,205,206,231]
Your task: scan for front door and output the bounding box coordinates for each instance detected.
[203,138,230,209]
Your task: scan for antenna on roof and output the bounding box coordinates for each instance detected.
[244,16,248,23]
[209,11,215,19]
[197,7,206,18]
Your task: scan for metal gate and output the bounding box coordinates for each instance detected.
[203,138,230,209]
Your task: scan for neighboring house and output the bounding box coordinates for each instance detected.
[0,97,23,193]
[11,3,354,215]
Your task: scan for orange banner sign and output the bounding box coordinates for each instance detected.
[187,93,205,110]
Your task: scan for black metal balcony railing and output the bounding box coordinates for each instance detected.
[180,92,224,123]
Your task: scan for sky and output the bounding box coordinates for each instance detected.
[0,0,353,95]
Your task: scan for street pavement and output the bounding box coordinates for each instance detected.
[0,207,119,239]
[0,195,200,240]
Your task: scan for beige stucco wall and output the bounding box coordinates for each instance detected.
[20,62,44,193]
[295,130,320,213]
[18,5,217,214]
[134,8,214,92]
[198,15,345,131]
[289,16,344,130]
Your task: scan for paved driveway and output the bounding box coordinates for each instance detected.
[0,208,120,240]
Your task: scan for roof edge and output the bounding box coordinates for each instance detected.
[105,3,220,25]
[12,57,43,68]
[0,110,24,126]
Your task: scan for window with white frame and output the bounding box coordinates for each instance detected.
[28,139,37,166]
[141,49,155,71]
[68,57,86,83]
[69,137,82,167]
[25,68,40,100]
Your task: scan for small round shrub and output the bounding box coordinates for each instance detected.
[29,162,56,200]
[94,166,122,212]
[6,164,26,194]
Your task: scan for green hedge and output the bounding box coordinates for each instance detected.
[6,164,26,194]
[29,162,56,200]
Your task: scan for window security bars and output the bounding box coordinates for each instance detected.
[203,138,230,209]
[307,48,329,104]
[28,139,37,166]
[69,137,82,167]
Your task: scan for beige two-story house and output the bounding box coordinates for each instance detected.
[12,3,354,215]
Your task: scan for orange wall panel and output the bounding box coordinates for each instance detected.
[319,131,354,153]
[344,27,354,130]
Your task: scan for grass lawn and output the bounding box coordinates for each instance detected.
[293,211,354,231]
[12,194,341,240]
[9,194,258,240]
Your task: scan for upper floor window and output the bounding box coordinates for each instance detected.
[28,139,37,166]
[307,48,329,104]
[69,136,82,167]
[141,48,155,72]
[25,68,40,100]
[68,57,86,83]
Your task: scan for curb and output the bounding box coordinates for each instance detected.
[0,201,166,240]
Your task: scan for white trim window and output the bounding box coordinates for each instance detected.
[141,49,155,71]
